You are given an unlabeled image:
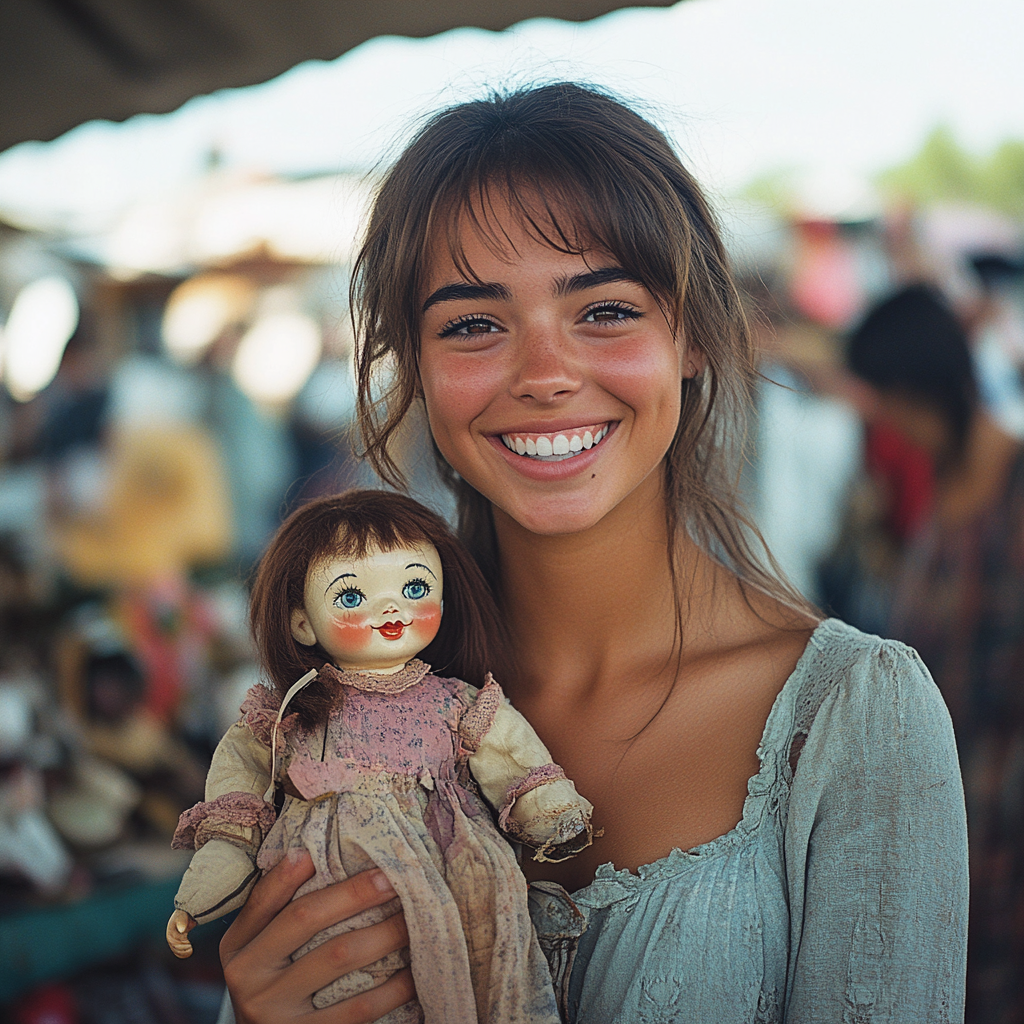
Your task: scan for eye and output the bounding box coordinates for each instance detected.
[403,579,430,600]
[438,315,502,338]
[582,301,643,324]
[334,588,364,609]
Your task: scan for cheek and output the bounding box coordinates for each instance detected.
[328,616,374,652]
[420,349,501,449]
[411,603,442,644]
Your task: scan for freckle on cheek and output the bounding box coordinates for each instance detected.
[330,619,373,651]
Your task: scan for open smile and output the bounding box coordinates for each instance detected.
[498,422,613,462]
[374,620,410,641]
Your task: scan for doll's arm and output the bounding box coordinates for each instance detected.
[168,718,276,955]
[461,675,594,862]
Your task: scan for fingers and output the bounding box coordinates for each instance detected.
[166,911,195,959]
[221,849,317,963]
[313,969,417,1024]
[225,862,399,973]
[284,911,410,998]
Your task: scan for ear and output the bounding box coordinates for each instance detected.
[290,607,318,647]
[681,339,706,379]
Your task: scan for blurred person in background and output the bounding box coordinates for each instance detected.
[847,283,1024,1024]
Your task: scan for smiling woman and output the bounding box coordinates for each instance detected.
[218,84,969,1024]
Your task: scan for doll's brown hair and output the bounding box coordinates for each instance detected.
[249,489,509,724]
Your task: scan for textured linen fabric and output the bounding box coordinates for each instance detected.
[530,619,969,1023]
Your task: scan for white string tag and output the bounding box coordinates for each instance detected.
[263,667,318,803]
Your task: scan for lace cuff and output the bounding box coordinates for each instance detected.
[497,763,567,832]
[172,791,277,851]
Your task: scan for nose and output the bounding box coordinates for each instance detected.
[510,324,582,405]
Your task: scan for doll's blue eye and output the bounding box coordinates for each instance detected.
[336,589,363,609]
[403,580,429,600]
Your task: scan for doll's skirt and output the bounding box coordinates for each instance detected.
[256,767,561,1024]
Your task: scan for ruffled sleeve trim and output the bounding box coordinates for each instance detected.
[171,791,277,850]
[458,673,504,752]
[239,683,297,751]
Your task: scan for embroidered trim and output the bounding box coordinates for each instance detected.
[318,658,430,694]
[497,763,568,831]
[171,791,277,850]
[459,673,504,752]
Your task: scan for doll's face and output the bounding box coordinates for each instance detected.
[290,538,444,673]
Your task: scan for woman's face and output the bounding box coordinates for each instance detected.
[290,538,443,672]
[417,206,698,536]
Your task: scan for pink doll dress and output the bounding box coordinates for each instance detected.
[172,660,586,1024]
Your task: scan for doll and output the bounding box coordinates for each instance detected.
[166,490,594,1023]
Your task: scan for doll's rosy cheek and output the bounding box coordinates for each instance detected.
[411,603,442,643]
[329,617,373,652]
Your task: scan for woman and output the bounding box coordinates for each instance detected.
[848,284,1024,1024]
[218,84,968,1023]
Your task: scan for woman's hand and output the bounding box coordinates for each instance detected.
[220,850,415,1023]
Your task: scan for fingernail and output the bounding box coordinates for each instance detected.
[370,869,395,894]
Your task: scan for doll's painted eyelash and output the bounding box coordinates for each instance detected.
[403,578,431,600]
[333,587,365,609]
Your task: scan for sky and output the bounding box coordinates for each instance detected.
[0,0,1021,234]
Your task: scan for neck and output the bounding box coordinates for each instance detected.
[493,471,703,697]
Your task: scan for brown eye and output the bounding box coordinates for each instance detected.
[583,303,642,324]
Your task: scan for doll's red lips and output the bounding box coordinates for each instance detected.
[375,621,409,640]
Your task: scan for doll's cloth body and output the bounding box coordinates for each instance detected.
[173,662,588,1024]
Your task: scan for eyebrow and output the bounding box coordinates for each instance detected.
[406,562,438,580]
[554,267,641,296]
[324,572,356,594]
[422,281,511,314]
[421,266,641,314]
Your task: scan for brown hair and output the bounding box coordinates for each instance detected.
[249,489,508,724]
[352,82,808,614]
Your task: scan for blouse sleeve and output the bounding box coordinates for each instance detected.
[784,639,968,1022]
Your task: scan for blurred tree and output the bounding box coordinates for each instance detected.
[878,126,1024,217]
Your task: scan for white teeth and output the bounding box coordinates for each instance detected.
[501,424,611,460]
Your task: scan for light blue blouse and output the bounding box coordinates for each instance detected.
[217,619,967,1024]
[529,618,968,1023]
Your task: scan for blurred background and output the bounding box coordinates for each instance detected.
[0,0,1022,1021]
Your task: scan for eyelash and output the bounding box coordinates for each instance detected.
[333,586,365,608]
[582,301,643,324]
[437,301,643,337]
[403,577,432,598]
[438,314,498,338]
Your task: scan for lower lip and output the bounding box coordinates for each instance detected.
[487,426,616,481]
[377,623,406,641]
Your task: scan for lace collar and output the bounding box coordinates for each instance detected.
[318,658,431,694]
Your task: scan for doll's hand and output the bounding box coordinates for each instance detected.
[220,850,415,1024]
[167,909,197,958]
